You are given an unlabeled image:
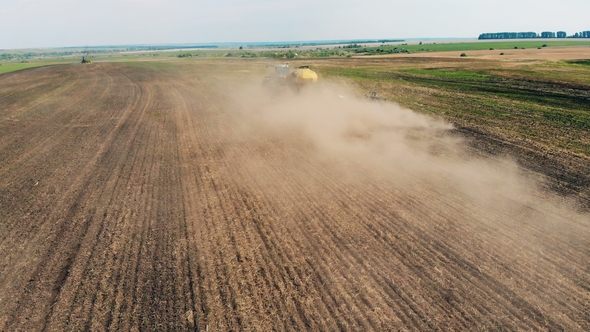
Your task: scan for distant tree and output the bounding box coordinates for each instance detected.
[479,32,538,39]
[239,46,243,50]
[344,43,361,49]
[541,31,556,38]
[557,31,567,38]
[460,53,467,57]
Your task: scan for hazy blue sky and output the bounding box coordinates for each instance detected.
[2,0,589,49]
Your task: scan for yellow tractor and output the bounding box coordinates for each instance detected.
[263,64,318,91]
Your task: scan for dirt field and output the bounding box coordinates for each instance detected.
[381,46,590,60]
[0,62,588,331]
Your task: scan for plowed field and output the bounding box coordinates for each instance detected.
[0,63,588,331]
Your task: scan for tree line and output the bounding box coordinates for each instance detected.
[478,31,589,39]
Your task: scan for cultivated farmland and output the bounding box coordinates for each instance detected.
[0,59,588,331]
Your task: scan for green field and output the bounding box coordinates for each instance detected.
[316,57,590,156]
[0,62,51,74]
[0,58,78,74]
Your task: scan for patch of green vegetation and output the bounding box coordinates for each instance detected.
[541,109,590,130]
[321,66,493,85]
[565,59,590,66]
[495,63,590,84]
[320,59,590,156]
[0,56,81,75]
[0,62,63,74]
[398,73,589,111]
[402,69,491,80]
[120,61,178,72]
[318,66,394,81]
[0,62,51,75]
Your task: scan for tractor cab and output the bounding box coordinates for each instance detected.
[273,64,290,78]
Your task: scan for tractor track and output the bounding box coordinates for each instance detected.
[0,63,588,331]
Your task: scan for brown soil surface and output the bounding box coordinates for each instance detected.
[371,46,590,61]
[0,63,588,331]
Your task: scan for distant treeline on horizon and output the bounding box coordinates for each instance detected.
[245,39,404,48]
[479,31,590,39]
[137,45,218,50]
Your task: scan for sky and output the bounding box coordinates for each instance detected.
[1,0,589,49]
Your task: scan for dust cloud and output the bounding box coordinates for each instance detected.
[214,77,589,321]
[227,83,532,204]
[217,78,589,235]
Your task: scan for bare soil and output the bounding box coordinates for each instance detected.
[379,46,590,61]
[0,63,588,331]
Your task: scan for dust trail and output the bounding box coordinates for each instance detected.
[224,81,583,215]
[217,82,590,318]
